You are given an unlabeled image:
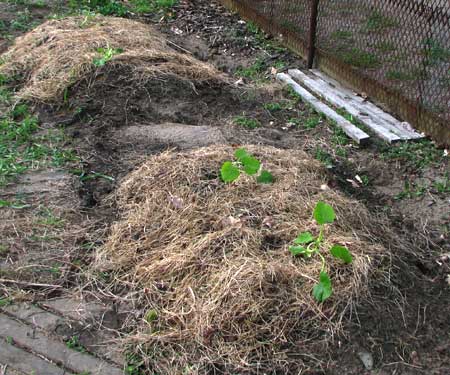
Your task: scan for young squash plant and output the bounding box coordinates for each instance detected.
[289,202,353,303]
[221,148,274,184]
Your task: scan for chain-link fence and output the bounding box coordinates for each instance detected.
[220,0,450,143]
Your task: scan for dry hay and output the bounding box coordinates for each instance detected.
[0,16,222,103]
[95,145,389,374]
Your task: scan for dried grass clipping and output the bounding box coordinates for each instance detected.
[0,16,222,103]
[96,145,387,374]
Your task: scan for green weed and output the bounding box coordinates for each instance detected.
[236,59,267,81]
[381,139,442,170]
[331,30,353,40]
[93,47,123,67]
[233,115,260,129]
[340,48,379,69]
[433,175,450,193]
[395,180,426,200]
[0,244,9,256]
[423,38,450,66]
[305,115,322,129]
[125,352,145,375]
[374,41,395,52]
[289,202,353,302]
[263,102,283,112]
[315,147,333,168]
[0,199,29,209]
[65,336,86,353]
[365,11,398,31]
[69,0,128,16]
[37,207,64,227]
[130,0,178,14]
[0,297,12,307]
[220,148,274,184]
[386,69,415,81]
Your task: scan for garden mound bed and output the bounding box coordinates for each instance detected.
[95,145,390,374]
[0,16,229,125]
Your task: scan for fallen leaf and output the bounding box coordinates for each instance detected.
[262,216,275,228]
[169,195,184,209]
[222,215,242,228]
[346,179,359,188]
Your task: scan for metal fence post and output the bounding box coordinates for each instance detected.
[307,0,320,69]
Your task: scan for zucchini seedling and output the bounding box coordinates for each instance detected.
[220,148,274,184]
[289,201,353,303]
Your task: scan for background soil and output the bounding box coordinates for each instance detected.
[0,1,449,374]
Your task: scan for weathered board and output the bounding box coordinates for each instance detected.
[277,73,370,145]
[289,69,424,143]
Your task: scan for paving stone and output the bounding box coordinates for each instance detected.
[0,341,70,375]
[0,313,123,375]
[4,301,125,366]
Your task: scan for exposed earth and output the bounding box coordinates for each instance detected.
[0,1,449,374]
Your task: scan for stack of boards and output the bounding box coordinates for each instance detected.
[277,69,424,144]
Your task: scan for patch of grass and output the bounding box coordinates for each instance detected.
[315,147,333,168]
[331,30,353,40]
[125,352,145,375]
[0,244,9,256]
[283,85,302,104]
[37,207,65,227]
[304,115,322,129]
[365,10,398,31]
[423,38,450,66]
[0,80,78,185]
[69,0,128,16]
[380,139,443,170]
[340,48,379,69]
[395,180,427,200]
[0,297,12,307]
[375,41,395,52]
[280,20,304,34]
[0,198,29,209]
[263,102,283,112]
[233,115,260,129]
[10,10,33,31]
[236,59,267,81]
[130,0,178,14]
[386,69,415,81]
[65,336,86,353]
[433,174,450,194]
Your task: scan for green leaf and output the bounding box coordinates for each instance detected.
[313,201,335,225]
[234,148,249,161]
[241,156,261,175]
[145,309,158,323]
[330,245,353,264]
[289,245,307,256]
[294,231,314,245]
[256,170,274,184]
[312,271,332,302]
[221,161,240,182]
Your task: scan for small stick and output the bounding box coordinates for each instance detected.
[0,278,62,289]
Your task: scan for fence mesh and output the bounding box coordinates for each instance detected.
[221,0,450,140]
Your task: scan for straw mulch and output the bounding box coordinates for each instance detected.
[95,145,388,374]
[0,16,222,103]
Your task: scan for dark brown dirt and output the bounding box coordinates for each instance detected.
[1,1,449,374]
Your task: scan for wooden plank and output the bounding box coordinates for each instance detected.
[288,69,401,143]
[302,69,424,141]
[277,73,370,145]
[310,69,423,138]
